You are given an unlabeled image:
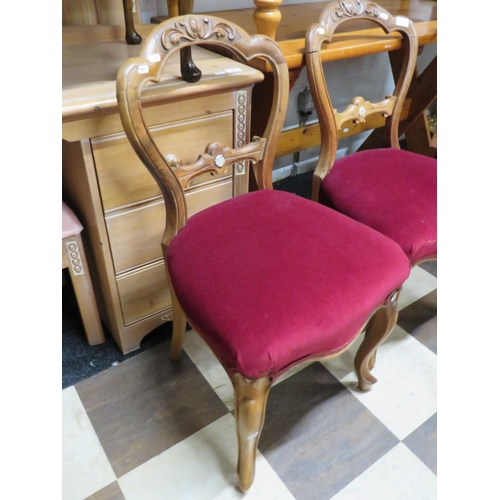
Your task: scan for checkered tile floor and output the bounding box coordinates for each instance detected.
[62,262,437,500]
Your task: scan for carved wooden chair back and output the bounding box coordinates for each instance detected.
[117,14,288,248]
[305,0,419,200]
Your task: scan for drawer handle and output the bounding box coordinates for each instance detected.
[161,313,173,321]
[165,137,266,189]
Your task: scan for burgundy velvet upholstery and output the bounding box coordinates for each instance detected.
[167,190,410,380]
[320,148,437,265]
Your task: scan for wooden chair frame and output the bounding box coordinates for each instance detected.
[305,0,419,202]
[117,14,401,492]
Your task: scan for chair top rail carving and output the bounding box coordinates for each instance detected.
[305,0,418,199]
[117,14,289,246]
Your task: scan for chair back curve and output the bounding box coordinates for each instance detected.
[305,0,418,199]
[117,14,289,248]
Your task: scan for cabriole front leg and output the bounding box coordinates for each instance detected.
[233,374,272,493]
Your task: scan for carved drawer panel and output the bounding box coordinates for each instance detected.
[106,178,234,274]
[116,261,171,326]
[92,111,234,211]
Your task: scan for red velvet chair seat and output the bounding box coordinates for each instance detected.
[320,148,437,265]
[168,190,411,380]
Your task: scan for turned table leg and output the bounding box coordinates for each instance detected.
[122,0,142,45]
[167,0,179,17]
[253,0,283,40]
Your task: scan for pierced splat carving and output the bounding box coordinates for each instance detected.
[118,14,289,243]
[162,137,267,189]
[161,15,240,52]
[335,95,396,130]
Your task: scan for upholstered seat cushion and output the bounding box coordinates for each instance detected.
[320,148,437,264]
[167,190,410,380]
[62,201,83,239]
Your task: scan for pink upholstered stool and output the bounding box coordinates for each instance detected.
[62,201,105,345]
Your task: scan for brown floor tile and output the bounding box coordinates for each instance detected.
[259,363,399,500]
[85,481,125,500]
[403,413,437,474]
[76,342,229,478]
[397,289,437,353]
[419,260,437,277]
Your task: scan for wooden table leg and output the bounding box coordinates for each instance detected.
[253,0,283,40]
[398,55,437,156]
[122,0,142,45]
[358,51,436,155]
[179,0,202,83]
[167,0,179,17]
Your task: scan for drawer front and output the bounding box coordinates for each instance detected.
[116,261,171,326]
[106,179,234,274]
[92,111,234,211]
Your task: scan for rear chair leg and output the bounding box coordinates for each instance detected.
[233,374,272,493]
[355,289,400,391]
[169,285,187,361]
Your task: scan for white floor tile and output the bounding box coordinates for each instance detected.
[62,386,116,500]
[321,325,437,440]
[183,329,235,411]
[118,414,295,500]
[329,443,436,500]
[399,265,437,311]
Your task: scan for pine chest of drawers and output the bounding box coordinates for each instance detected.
[63,38,263,353]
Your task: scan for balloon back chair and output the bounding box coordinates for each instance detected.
[305,0,437,266]
[117,14,411,493]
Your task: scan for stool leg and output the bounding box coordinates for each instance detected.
[64,235,105,346]
[233,374,271,493]
[355,289,400,391]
